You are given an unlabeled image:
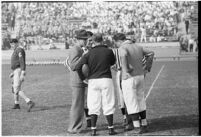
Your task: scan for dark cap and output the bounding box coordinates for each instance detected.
[113,33,126,41]
[10,39,19,43]
[86,31,93,37]
[75,29,89,40]
[92,33,103,43]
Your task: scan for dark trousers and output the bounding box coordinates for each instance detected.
[68,86,85,133]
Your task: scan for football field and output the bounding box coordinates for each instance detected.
[2,59,198,135]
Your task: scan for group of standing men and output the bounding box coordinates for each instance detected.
[65,29,154,136]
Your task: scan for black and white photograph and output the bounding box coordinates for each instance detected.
[1,1,198,136]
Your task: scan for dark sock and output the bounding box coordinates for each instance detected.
[125,108,132,124]
[106,114,113,127]
[91,114,98,128]
[84,108,90,117]
[130,113,140,121]
[121,108,126,115]
[139,110,146,119]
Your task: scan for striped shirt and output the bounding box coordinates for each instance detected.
[112,48,121,71]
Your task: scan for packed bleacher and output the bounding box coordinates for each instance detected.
[1,1,197,47]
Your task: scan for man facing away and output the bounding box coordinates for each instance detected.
[9,38,35,112]
[113,33,154,134]
[75,33,117,136]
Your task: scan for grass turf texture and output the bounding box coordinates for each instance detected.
[2,60,198,136]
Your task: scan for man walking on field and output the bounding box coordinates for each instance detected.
[113,33,154,134]
[9,38,35,112]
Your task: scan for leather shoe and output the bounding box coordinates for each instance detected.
[108,128,117,135]
[12,104,20,109]
[141,125,148,133]
[124,123,134,131]
[133,127,143,134]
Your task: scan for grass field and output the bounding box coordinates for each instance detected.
[2,60,198,136]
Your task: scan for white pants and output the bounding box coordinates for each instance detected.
[87,78,115,116]
[13,68,23,94]
[122,75,146,114]
[115,71,125,108]
[141,35,147,42]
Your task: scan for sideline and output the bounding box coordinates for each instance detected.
[145,65,165,100]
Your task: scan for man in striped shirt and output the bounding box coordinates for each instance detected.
[112,43,128,127]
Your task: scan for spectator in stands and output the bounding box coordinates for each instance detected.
[188,36,194,52]
[2,1,196,43]
[149,35,156,42]
[140,26,147,43]
[184,17,190,34]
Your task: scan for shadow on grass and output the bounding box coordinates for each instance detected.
[147,114,198,133]
[94,114,198,135]
[30,104,71,112]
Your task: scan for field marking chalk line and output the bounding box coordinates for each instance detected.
[145,65,165,100]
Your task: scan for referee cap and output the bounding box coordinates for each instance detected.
[10,38,19,43]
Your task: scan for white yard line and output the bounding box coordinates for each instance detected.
[145,65,165,100]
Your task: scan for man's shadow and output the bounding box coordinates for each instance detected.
[96,114,198,135]
[31,104,71,112]
[147,114,198,133]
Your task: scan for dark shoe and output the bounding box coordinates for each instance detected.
[133,127,143,134]
[27,101,35,112]
[123,118,127,126]
[86,119,91,128]
[91,129,96,136]
[108,128,117,135]
[141,125,148,133]
[67,130,78,134]
[12,104,20,109]
[124,123,134,131]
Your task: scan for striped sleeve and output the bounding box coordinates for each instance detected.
[112,48,121,70]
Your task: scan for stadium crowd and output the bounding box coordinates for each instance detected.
[1,1,196,46]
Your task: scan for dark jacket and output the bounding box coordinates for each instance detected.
[11,46,26,71]
[75,45,116,80]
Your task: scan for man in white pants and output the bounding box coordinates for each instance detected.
[9,38,35,112]
[75,33,116,136]
[112,46,127,125]
[113,33,154,134]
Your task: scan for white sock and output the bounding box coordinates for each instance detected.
[14,94,19,104]
[18,91,30,103]
[141,119,147,126]
[86,117,91,120]
[133,121,140,128]
[123,115,126,119]
[15,101,19,104]
[108,126,114,129]
[91,127,96,130]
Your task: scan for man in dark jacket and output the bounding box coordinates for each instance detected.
[75,33,117,136]
[9,38,35,112]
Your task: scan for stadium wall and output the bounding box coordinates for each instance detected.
[29,42,180,50]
